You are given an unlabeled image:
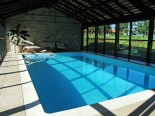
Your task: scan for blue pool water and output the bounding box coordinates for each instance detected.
[23,52,155,113]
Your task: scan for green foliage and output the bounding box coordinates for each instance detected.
[98,26,104,36]
[8,24,30,45]
[105,25,112,33]
[119,23,129,36]
[83,20,155,51]
[132,20,149,36]
[88,27,95,35]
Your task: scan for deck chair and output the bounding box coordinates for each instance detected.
[56,42,66,50]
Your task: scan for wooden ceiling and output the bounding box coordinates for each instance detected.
[0,0,155,26]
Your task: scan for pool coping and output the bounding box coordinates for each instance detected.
[18,53,155,116]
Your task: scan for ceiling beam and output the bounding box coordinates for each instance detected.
[72,0,108,19]
[83,0,115,18]
[62,0,101,21]
[149,0,155,5]
[54,1,97,22]
[53,4,92,22]
[1,3,43,19]
[0,3,32,14]
[100,1,124,17]
[111,0,134,15]
[83,12,155,27]
[51,5,85,23]
[0,1,31,12]
[0,0,30,8]
[129,0,153,15]
[52,3,87,22]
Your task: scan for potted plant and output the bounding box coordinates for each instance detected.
[8,24,31,53]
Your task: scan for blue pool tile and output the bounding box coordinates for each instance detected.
[128,70,145,86]
[86,70,114,86]
[61,69,81,80]
[148,75,155,89]
[82,89,108,104]
[71,78,95,94]
[51,64,69,71]
[65,60,86,68]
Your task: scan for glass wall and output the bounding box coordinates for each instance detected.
[118,22,130,57]
[131,20,149,61]
[105,24,116,55]
[88,27,95,52]
[82,19,155,63]
[98,26,104,54]
[82,29,87,50]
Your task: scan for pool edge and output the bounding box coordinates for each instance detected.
[19,53,155,116]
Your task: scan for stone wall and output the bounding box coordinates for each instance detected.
[5,8,82,51]
[0,18,6,60]
[0,19,5,38]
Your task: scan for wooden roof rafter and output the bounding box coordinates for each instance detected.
[51,4,88,23]
[0,0,30,9]
[62,0,103,21]
[68,0,108,21]
[2,3,43,19]
[100,1,124,17]
[0,0,155,25]
[149,0,155,5]
[0,1,32,13]
[76,0,115,20]
[129,0,154,15]
[111,0,134,15]
[84,12,155,27]
[53,7,86,23]
[54,1,96,22]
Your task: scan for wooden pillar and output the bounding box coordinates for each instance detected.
[86,27,89,51]
[80,27,83,50]
[128,21,132,60]
[115,23,119,56]
[95,26,98,53]
[146,18,154,63]
[103,25,106,54]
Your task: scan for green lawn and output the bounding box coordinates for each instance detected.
[83,35,155,49]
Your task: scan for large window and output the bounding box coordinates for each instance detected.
[88,27,95,52]
[98,26,104,54]
[118,22,130,57]
[105,24,116,55]
[131,20,149,61]
[83,19,155,63]
[82,29,87,50]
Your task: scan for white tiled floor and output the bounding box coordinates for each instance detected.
[0,53,25,116]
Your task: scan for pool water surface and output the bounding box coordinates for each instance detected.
[23,53,155,113]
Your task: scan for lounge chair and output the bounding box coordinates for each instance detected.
[50,42,56,52]
[24,46,40,53]
[56,42,66,50]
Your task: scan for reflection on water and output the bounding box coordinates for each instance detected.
[23,54,155,113]
[73,56,155,89]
